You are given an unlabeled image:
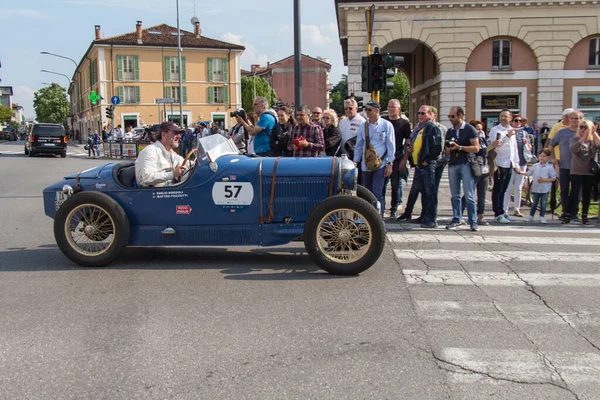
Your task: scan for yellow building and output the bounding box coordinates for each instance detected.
[69,21,244,138]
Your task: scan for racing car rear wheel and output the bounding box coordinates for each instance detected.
[54,192,130,267]
[304,196,385,275]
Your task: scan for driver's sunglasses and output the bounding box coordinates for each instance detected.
[169,130,182,135]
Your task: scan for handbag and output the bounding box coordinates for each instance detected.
[468,153,482,178]
[84,144,90,151]
[363,123,384,171]
[523,144,534,163]
[590,157,600,176]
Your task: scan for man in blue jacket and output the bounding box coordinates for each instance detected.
[410,105,442,228]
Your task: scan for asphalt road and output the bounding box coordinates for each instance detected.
[1,139,599,399]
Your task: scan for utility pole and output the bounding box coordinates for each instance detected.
[294,0,302,108]
[365,4,379,103]
[176,0,184,127]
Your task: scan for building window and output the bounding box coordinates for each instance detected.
[123,87,136,103]
[212,58,223,82]
[170,58,180,81]
[172,86,181,102]
[208,86,228,104]
[492,39,511,71]
[589,39,600,68]
[123,56,134,80]
[213,87,223,103]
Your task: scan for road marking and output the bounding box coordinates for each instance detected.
[415,301,600,325]
[394,225,600,233]
[440,348,600,384]
[388,233,600,245]
[395,249,600,262]
[402,269,600,286]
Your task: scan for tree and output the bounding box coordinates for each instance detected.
[329,74,348,115]
[0,105,12,124]
[379,72,410,116]
[33,83,70,125]
[240,76,277,112]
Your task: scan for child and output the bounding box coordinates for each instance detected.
[522,148,556,223]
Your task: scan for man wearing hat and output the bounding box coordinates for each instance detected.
[353,100,396,217]
[135,121,190,187]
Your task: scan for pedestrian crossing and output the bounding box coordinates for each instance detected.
[390,225,600,397]
[0,149,90,158]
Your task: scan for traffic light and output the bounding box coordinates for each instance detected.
[105,105,114,119]
[369,53,384,92]
[361,56,370,92]
[383,54,405,92]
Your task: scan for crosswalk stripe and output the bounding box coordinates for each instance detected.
[415,301,599,325]
[388,233,600,245]
[396,249,599,262]
[440,348,600,384]
[402,269,600,286]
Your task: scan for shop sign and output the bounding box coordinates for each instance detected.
[578,94,600,108]
[481,95,520,110]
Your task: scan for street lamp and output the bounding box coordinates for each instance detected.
[40,51,78,68]
[41,69,72,84]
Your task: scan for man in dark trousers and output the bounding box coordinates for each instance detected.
[382,99,411,219]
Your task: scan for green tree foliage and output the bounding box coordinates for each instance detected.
[379,72,410,116]
[0,105,13,124]
[329,74,348,115]
[33,83,70,124]
[240,76,277,112]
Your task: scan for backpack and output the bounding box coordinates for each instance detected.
[269,122,289,156]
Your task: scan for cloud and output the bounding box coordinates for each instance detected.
[0,9,50,19]
[279,24,332,46]
[11,86,37,118]
[222,33,269,69]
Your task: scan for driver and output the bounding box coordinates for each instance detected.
[135,121,190,187]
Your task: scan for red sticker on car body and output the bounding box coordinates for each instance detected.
[176,205,192,215]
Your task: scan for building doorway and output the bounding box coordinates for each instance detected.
[123,115,138,130]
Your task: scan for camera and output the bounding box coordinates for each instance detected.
[230,110,243,118]
[445,136,457,147]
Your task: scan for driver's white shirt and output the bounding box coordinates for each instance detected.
[135,141,187,187]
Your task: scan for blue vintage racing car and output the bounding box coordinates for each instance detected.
[43,135,385,275]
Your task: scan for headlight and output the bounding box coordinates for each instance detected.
[340,156,357,191]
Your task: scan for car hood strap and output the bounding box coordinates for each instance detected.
[261,156,281,224]
[329,156,337,197]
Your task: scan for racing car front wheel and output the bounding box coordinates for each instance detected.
[54,192,130,267]
[304,196,385,275]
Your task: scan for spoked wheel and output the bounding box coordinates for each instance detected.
[54,192,130,267]
[304,196,385,275]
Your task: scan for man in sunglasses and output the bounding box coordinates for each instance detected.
[339,98,366,155]
[136,121,190,187]
[549,110,583,220]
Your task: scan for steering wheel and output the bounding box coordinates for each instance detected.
[179,148,199,181]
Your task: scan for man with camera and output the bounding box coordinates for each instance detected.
[445,106,480,231]
[235,96,276,156]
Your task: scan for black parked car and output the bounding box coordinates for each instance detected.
[0,131,10,141]
[25,123,67,158]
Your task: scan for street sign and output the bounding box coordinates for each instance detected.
[155,98,174,104]
[88,91,100,104]
[111,96,121,105]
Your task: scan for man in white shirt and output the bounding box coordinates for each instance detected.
[135,121,189,187]
[338,98,366,155]
[488,109,521,223]
[123,126,134,141]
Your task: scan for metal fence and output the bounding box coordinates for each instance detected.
[102,140,152,159]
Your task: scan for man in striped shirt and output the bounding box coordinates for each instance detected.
[288,105,325,157]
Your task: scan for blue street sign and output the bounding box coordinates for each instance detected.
[111,96,121,105]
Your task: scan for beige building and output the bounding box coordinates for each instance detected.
[69,21,244,138]
[335,0,600,129]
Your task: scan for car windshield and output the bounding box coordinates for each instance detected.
[33,125,65,137]
[197,134,239,162]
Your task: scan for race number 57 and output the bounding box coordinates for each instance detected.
[212,182,254,205]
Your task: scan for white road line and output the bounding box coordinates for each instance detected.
[441,348,600,384]
[394,225,600,233]
[402,269,600,286]
[415,301,600,325]
[396,249,600,262]
[388,233,600,245]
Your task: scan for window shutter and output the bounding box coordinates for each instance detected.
[222,58,228,82]
[492,41,500,67]
[117,55,123,81]
[182,86,187,104]
[223,87,229,104]
[181,57,187,82]
[589,39,597,66]
[133,55,140,81]
[208,86,214,104]
[165,56,171,81]
[135,86,140,103]
[118,86,124,103]
[166,86,172,100]
[208,58,213,82]
[89,63,93,86]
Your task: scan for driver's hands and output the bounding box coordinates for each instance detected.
[173,163,186,180]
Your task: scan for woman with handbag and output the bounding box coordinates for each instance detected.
[503,115,532,217]
[562,119,600,225]
[462,121,490,225]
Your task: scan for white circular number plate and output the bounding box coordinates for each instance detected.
[212,182,254,205]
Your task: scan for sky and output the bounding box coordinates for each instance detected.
[0,0,347,119]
